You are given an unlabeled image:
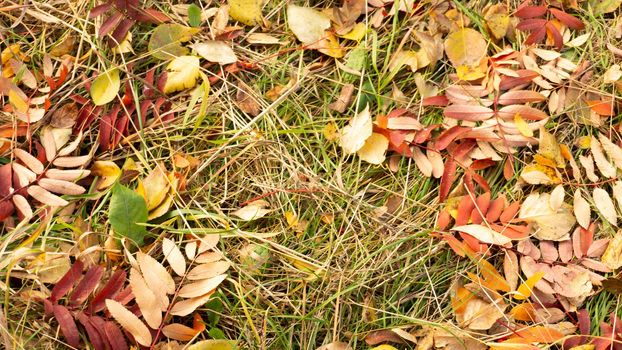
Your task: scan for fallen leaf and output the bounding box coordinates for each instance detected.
[444,28,487,67]
[191,41,238,65]
[90,68,120,106]
[452,224,512,246]
[574,189,591,229]
[604,64,622,83]
[229,0,263,25]
[357,133,388,164]
[162,238,186,276]
[187,340,236,350]
[340,106,372,154]
[231,200,271,221]
[148,24,200,60]
[129,268,162,329]
[602,231,622,270]
[163,56,201,94]
[593,188,617,226]
[287,5,331,44]
[515,271,544,300]
[519,192,575,241]
[162,323,199,341]
[106,299,152,346]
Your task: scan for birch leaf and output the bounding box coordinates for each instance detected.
[191,41,238,65]
[287,5,330,44]
[444,28,487,67]
[90,68,120,106]
[229,0,263,26]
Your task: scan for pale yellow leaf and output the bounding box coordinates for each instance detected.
[187,261,231,280]
[549,184,565,211]
[38,178,86,195]
[140,165,170,211]
[452,224,512,246]
[129,268,162,329]
[90,68,120,106]
[566,33,590,47]
[573,189,591,229]
[426,148,444,178]
[163,56,201,94]
[231,200,271,221]
[191,41,238,65]
[187,340,236,350]
[286,5,330,44]
[602,231,622,269]
[519,192,575,241]
[178,274,227,298]
[604,64,622,83]
[106,299,152,346]
[340,105,372,154]
[357,132,388,164]
[591,137,617,178]
[514,113,533,137]
[593,188,617,226]
[613,181,622,212]
[162,238,186,276]
[340,22,367,41]
[598,133,622,169]
[137,252,174,311]
[579,154,599,182]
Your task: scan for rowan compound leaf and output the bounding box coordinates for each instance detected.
[593,188,617,226]
[340,106,372,154]
[191,41,238,65]
[443,28,487,67]
[106,299,152,347]
[162,238,186,276]
[109,183,148,245]
[163,55,201,94]
[90,68,120,106]
[148,23,200,60]
[287,5,331,44]
[357,133,388,164]
[229,0,263,26]
[574,189,591,229]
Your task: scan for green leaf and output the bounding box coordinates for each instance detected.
[90,68,120,106]
[148,24,200,60]
[188,4,202,27]
[109,182,148,245]
[590,0,622,14]
[208,328,226,339]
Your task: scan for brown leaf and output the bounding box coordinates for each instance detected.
[365,329,405,345]
[329,83,355,113]
[187,261,231,280]
[236,83,260,116]
[106,299,152,347]
[497,90,546,105]
[129,268,162,329]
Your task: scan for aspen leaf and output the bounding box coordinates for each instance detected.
[162,238,186,276]
[593,188,617,226]
[287,5,331,44]
[229,0,263,26]
[106,299,152,346]
[357,133,388,164]
[574,189,591,229]
[443,28,487,67]
[340,106,372,154]
[90,68,120,106]
[191,41,238,65]
[602,231,622,269]
[163,56,201,94]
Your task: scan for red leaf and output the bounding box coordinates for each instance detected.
[578,309,590,335]
[550,8,584,30]
[90,269,127,313]
[53,304,80,348]
[525,25,547,45]
[503,156,514,180]
[436,126,471,150]
[0,164,14,221]
[587,100,615,116]
[437,210,452,230]
[76,313,107,350]
[546,22,564,49]
[580,224,594,256]
[486,197,505,223]
[498,70,539,90]
[500,201,520,223]
[497,90,546,105]
[515,5,547,19]
[51,260,84,302]
[110,18,135,47]
[439,157,456,202]
[497,105,548,120]
[422,95,449,106]
[90,3,112,17]
[135,8,170,23]
[99,12,123,38]
[413,124,440,144]
[516,18,547,31]
[471,172,490,192]
[104,321,129,350]
[99,105,120,152]
[444,105,494,121]
[449,139,476,160]
[70,265,104,306]
[470,159,496,171]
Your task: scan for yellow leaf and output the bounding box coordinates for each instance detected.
[456,63,486,81]
[323,122,339,141]
[538,128,565,168]
[485,12,510,40]
[515,271,544,300]
[357,132,388,164]
[8,89,29,113]
[163,56,201,94]
[91,160,122,190]
[229,0,263,26]
[443,28,488,68]
[187,340,236,350]
[477,258,510,292]
[339,22,367,41]
[314,32,344,58]
[514,113,533,137]
[140,165,171,211]
[112,32,133,54]
[370,346,398,350]
[148,24,200,60]
[389,50,419,73]
[287,5,331,44]
[577,136,591,149]
[90,68,120,106]
[602,230,622,270]
[520,163,561,185]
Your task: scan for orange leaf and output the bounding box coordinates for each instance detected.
[451,287,474,314]
[515,326,564,343]
[478,258,511,292]
[514,272,544,300]
[510,303,536,322]
[587,99,615,116]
